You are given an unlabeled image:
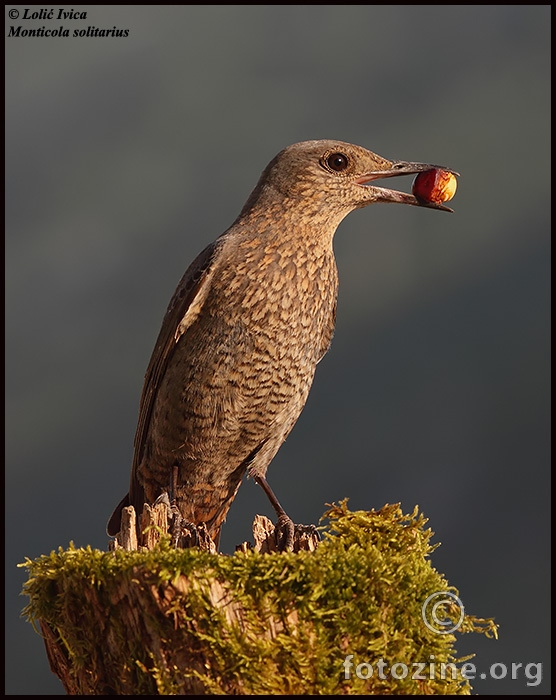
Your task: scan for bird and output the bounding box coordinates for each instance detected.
[107,139,456,549]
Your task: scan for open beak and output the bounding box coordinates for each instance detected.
[357,161,460,212]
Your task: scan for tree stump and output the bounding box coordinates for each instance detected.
[21,503,497,694]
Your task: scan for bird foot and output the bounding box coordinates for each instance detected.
[252,474,319,551]
[274,514,295,551]
[152,492,217,552]
[274,516,322,552]
[170,512,216,553]
[293,522,321,543]
[249,514,320,553]
[274,518,321,552]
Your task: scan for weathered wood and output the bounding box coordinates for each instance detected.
[114,505,137,551]
[40,621,79,694]
[109,503,318,554]
[140,501,170,550]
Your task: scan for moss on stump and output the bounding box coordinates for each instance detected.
[21,502,497,694]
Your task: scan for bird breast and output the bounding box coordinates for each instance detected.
[212,232,339,370]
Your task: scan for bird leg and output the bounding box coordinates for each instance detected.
[254,475,296,551]
[168,465,187,547]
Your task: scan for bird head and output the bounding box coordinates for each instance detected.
[248,140,458,218]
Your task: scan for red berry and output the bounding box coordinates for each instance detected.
[412,169,457,204]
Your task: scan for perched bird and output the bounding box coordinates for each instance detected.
[107,140,456,547]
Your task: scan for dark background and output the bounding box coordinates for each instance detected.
[6,5,550,695]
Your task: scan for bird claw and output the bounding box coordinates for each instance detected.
[295,523,321,541]
[152,492,216,552]
[274,514,296,551]
[153,491,172,508]
[170,515,216,552]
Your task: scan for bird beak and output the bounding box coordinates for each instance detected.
[357,161,460,212]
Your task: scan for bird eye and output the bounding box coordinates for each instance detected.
[326,152,349,172]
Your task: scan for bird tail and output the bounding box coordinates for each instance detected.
[106,493,130,536]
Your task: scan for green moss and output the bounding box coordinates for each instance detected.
[20,502,497,694]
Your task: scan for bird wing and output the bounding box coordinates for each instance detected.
[105,240,222,536]
[132,240,221,477]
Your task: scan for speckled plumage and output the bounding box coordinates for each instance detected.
[107,140,455,543]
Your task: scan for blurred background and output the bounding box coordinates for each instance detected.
[6,5,550,695]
